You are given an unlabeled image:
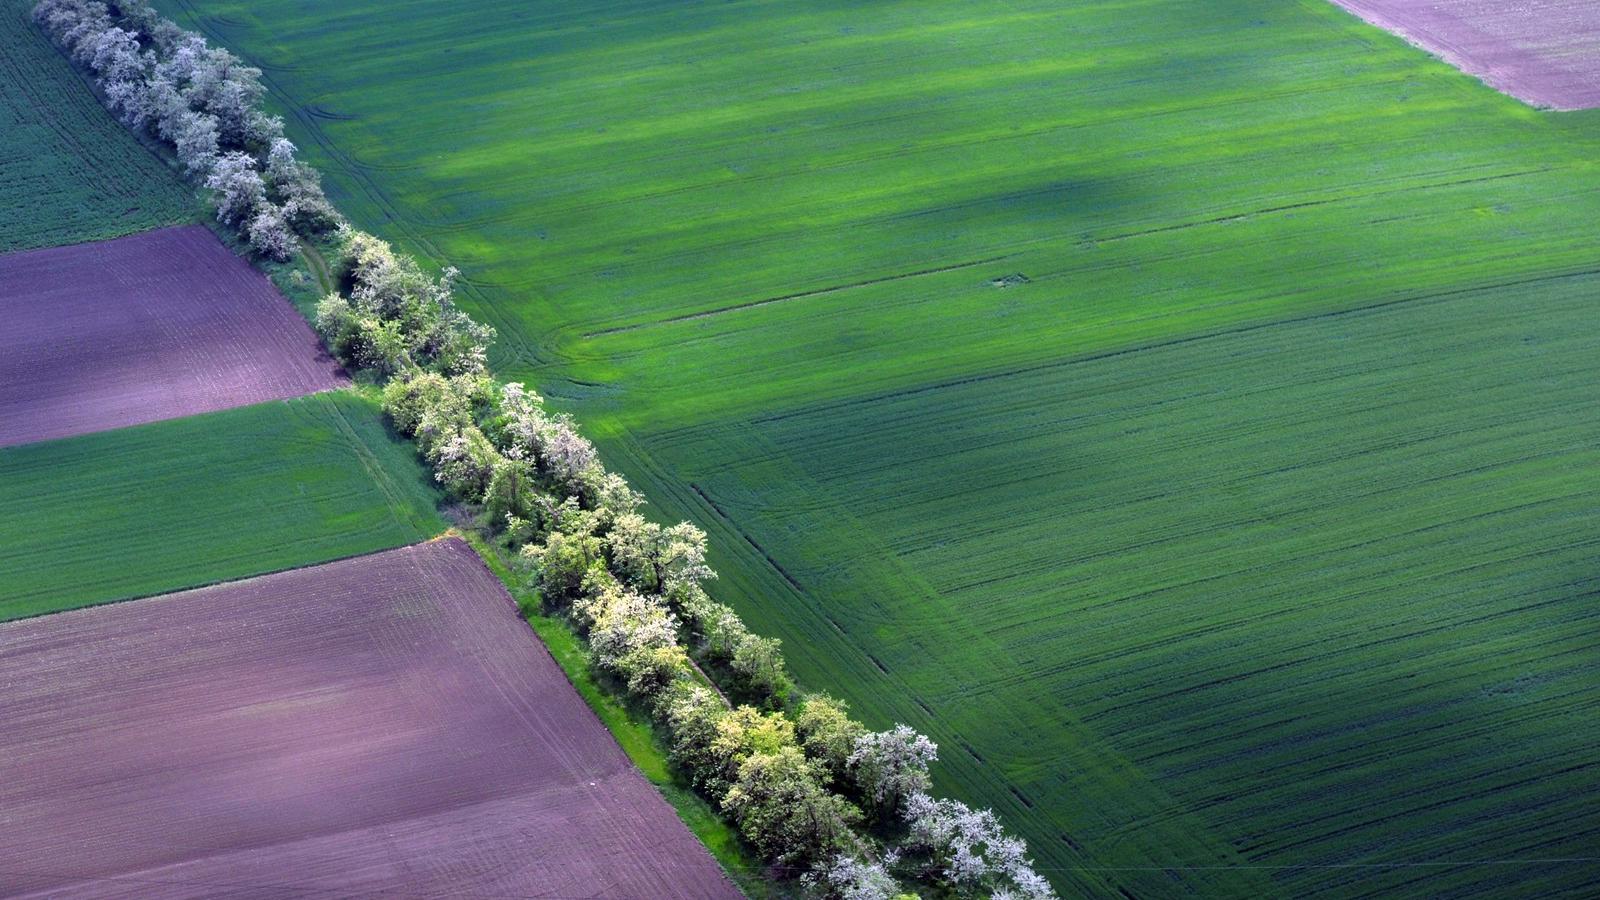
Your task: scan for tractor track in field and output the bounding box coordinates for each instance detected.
[584,254,1015,337]
[749,263,1600,427]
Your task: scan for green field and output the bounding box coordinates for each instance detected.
[0,392,445,621]
[154,0,1600,894]
[1,0,194,251]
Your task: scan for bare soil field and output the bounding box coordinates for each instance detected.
[1330,0,1600,109]
[0,225,344,448]
[0,538,738,899]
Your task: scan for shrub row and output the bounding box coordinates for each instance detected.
[35,0,339,259]
[36,3,1056,896]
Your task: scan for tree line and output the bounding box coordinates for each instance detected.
[35,3,1057,897]
[35,0,339,260]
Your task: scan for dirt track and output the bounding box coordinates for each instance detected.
[1330,0,1600,109]
[0,225,345,448]
[0,539,740,898]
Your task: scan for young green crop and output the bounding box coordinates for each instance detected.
[0,392,445,621]
[151,0,1600,894]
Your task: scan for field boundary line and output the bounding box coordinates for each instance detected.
[0,535,445,628]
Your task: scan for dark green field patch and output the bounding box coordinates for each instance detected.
[0,0,194,252]
[686,271,1600,898]
[0,392,445,621]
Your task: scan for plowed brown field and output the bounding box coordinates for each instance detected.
[1331,0,1600,109]
[0,539,739,899]
[0,225,344,448]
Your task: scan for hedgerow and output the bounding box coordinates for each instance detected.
[35,2,1056,896]
[34,0,338,259]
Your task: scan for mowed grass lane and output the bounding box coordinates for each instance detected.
[1,0,194,251]
[0,392,445,622]
[154,0,1600,894]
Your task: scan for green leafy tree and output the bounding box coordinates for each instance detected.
[796,695,867,787]
[722,746,861,868]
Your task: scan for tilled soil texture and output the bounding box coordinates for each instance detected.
[0,225,345,448]
[1331,0,1600,109]
[0,538,740,899]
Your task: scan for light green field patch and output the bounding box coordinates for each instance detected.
[154,0,1600,894]
[0,392,445,621]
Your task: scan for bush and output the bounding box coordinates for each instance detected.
[723,746,861,868]
[520,527,603,610]
[796,695,866,787]
[848,725,936,818]
[246,202,298,261]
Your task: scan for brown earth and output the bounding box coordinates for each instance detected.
[0,539,740,899]
[1330,0,1600,109]
[0,225,345,448]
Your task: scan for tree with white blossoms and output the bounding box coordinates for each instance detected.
[429,426,498,500]
[576,581,678,667]
[246,201,297,261]
[33,0,110,60]
[900,792,1056,899]
[153,32,276,148]
[264,138,340,233]
[496,382,597,489]
[204,151,265,226]
[168,108,219,175]
[320,227,494,375]
[605,512,714,598]
[86,26,140,77]
[803,853,905,900]
[573,578,689,698]
[86,26,148,125]
[849,724,937,817]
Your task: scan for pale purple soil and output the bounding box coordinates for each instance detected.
[0,539,740,899]
[1330,0,1600,109]
[0,225,345,448]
